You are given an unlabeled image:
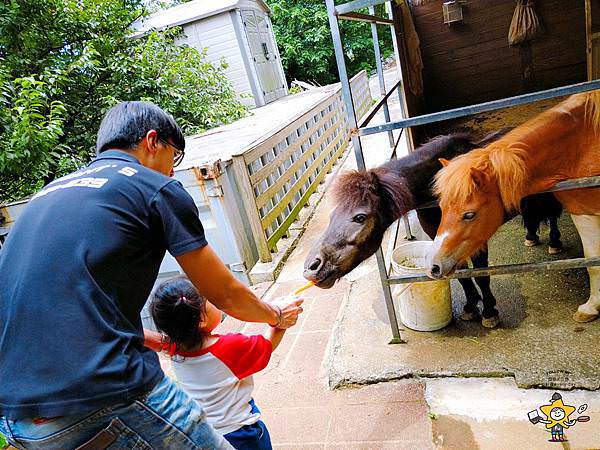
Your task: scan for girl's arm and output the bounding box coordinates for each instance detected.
[265,327,286,351]
[144,328,164,352]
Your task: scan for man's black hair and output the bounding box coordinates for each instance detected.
[96,101,185,154]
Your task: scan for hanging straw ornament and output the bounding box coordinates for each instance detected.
[508,0,545,46]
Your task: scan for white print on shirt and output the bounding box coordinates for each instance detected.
[31,177,109,201]
[118,167,138,177]
[57,164,114,182]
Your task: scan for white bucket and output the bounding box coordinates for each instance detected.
[391,241,452,331]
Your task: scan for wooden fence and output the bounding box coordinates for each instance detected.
[232,70,372,262]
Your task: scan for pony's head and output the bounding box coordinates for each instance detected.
[303,168,411,288]
[428,144,528,278]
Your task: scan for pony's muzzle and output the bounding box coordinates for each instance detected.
[429,264,443,279]
[303,251,325,280]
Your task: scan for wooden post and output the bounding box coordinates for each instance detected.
[231,155,272,263]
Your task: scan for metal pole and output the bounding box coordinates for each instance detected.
[369,5,394,148]
[360,79,600,136]
[387,1,406,123]
[336,0,389,15]
[326,0,367,171]
[327,0,403,343]
[387,256,600,285]
[375,247,405,343]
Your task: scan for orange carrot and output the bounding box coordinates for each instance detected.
[293,280,315,296]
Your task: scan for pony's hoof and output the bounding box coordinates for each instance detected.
[573,311,599,323]
[482,316,500,328]
[524,238,539,247]
[548,246,563,255]
[459,311,478,321]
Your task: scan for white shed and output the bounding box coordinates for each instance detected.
[133,0,288,108]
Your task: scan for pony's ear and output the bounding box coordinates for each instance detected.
[469,167,488,188]
[438,158,450,167]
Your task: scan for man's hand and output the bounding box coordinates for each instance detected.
[269,295,304,329]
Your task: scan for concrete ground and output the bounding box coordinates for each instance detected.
[162,72,600,449]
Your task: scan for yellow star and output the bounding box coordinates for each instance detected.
[540,398,577,429]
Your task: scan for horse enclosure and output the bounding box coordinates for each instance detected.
[327,0,600,341]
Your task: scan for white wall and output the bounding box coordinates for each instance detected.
[179,13,256,107]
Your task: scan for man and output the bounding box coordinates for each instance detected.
[0,102,303,449]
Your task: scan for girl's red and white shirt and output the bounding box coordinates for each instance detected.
[168,333,272,434]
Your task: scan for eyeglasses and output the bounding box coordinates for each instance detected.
[159,138,185,167]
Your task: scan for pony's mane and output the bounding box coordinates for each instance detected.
[434,143,529,212]
[434,90,600,211]
[333,168,413,219]
[584,90,600,133]
[388,132,475,167]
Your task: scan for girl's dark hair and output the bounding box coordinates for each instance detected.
[150,276,206,355]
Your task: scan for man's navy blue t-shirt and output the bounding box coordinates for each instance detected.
[0,150,207,419]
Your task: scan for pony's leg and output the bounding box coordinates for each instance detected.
[471,248,500,328]
[523,213,540,247]
[547,216,563,254]
[570,214,600,323]
[457,277,482,321]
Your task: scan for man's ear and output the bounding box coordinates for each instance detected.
[144,130,159,155]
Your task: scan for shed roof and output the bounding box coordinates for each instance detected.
[132,0,271,36]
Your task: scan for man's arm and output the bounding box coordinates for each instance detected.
[176,245,302,327]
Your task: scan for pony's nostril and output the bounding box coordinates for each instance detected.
[431,264,441,277]
[308,258,322,272]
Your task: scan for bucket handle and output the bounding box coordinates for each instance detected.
[393,283,411,297]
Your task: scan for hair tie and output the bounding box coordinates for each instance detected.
[176,295,186,306]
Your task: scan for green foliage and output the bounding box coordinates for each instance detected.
[288,84,304,95]
[0,433,6,448]
[266,0,394,85]
[0,71,71,198]
[0,0,247,202]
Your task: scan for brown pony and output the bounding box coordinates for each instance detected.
[428,91,600,323]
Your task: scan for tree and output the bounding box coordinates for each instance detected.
[0,0,247,202]
[266,0,394,85]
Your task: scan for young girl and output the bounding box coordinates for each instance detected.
[145,276,298,450]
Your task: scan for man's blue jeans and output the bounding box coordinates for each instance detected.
[0,375,233,449]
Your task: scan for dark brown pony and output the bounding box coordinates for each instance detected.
[429,91,600,323]
[303,132,563,328]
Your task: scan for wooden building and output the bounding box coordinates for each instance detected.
[391,0,600,141]
[133,0,288,108]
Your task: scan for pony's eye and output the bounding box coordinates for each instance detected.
[353,214,367,224]
[462,212,476,221]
